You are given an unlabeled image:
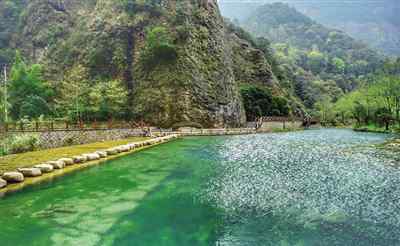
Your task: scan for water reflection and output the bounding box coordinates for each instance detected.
[206,129,399,245]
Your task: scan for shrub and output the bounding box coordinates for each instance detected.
[0,145,7,156]
[240,85,290,121]
[5,134,40,154]
[142,26,178,69]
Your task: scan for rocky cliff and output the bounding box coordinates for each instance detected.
[1,0,294,127]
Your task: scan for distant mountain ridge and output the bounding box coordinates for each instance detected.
[218,0,400,56]
[225,2,385,109]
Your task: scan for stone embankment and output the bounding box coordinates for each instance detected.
[0,134,179,194]
[154,128,256,136]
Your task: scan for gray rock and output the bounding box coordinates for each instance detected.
[118,145,130,152]
[96,151,107,158]
[2,172,24,183]
[0,178,7,189]
[47,161,66,169]
[83,153,100,161]
[59,158,74,166]
[72,156,87,163]
[106,149,118,155]
[17,168,42,177]
[34,164,54,173]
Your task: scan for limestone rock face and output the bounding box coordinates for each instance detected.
[3,0,293,127]
[34,164,54,173]
[17,168,42,177]
[2,172,25,183]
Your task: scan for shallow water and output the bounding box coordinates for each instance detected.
[0,129,399,245]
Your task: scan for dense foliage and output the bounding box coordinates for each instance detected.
[7,52,53,120]
[322,59,400,131]
[241,85,289,121]
[0,0,26,66]
[141,26,178,69]
[1,0,295,127]
[235,2,386,117]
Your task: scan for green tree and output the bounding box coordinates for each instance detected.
[57,65,91,121]
[88,80,128,120]
[8,51,53,120]
[306,50,326,74]
[331,57,345,74]
[241,85,289,121]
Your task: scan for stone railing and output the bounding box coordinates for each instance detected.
[159,128,256,136]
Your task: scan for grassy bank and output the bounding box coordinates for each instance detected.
[0,137,148,174]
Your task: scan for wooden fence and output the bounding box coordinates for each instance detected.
[0,120,148,133]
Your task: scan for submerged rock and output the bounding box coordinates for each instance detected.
[47,161,66,169]
[0,178,7,189]
[17,168,42,177]
[34,164,54,173]
[59,158,74,166]
[2,172,24,183]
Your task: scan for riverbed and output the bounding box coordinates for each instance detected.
[0,129,399,245]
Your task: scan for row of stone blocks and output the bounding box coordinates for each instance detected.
[0,135,179,190]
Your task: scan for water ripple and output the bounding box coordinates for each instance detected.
[204,129,400,245]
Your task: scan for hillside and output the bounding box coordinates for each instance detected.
[0,0,301,126]
[232,3,385,108]
[218,0,400,56]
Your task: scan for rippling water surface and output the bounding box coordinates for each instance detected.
[0,129,399,245]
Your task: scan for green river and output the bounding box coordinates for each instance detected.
[0,129,399,245]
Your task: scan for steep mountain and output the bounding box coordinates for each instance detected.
[229,3,384,108]
[0,0,299,126]
[218,0,400,56]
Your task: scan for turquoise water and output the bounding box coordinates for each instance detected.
[0,129,399,245]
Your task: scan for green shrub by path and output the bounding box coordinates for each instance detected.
[3,134,40,154]
[0,137,148,174]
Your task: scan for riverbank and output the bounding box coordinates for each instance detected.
[0,137,149,174]
[0,135,179,196]
[382,138,400,152]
